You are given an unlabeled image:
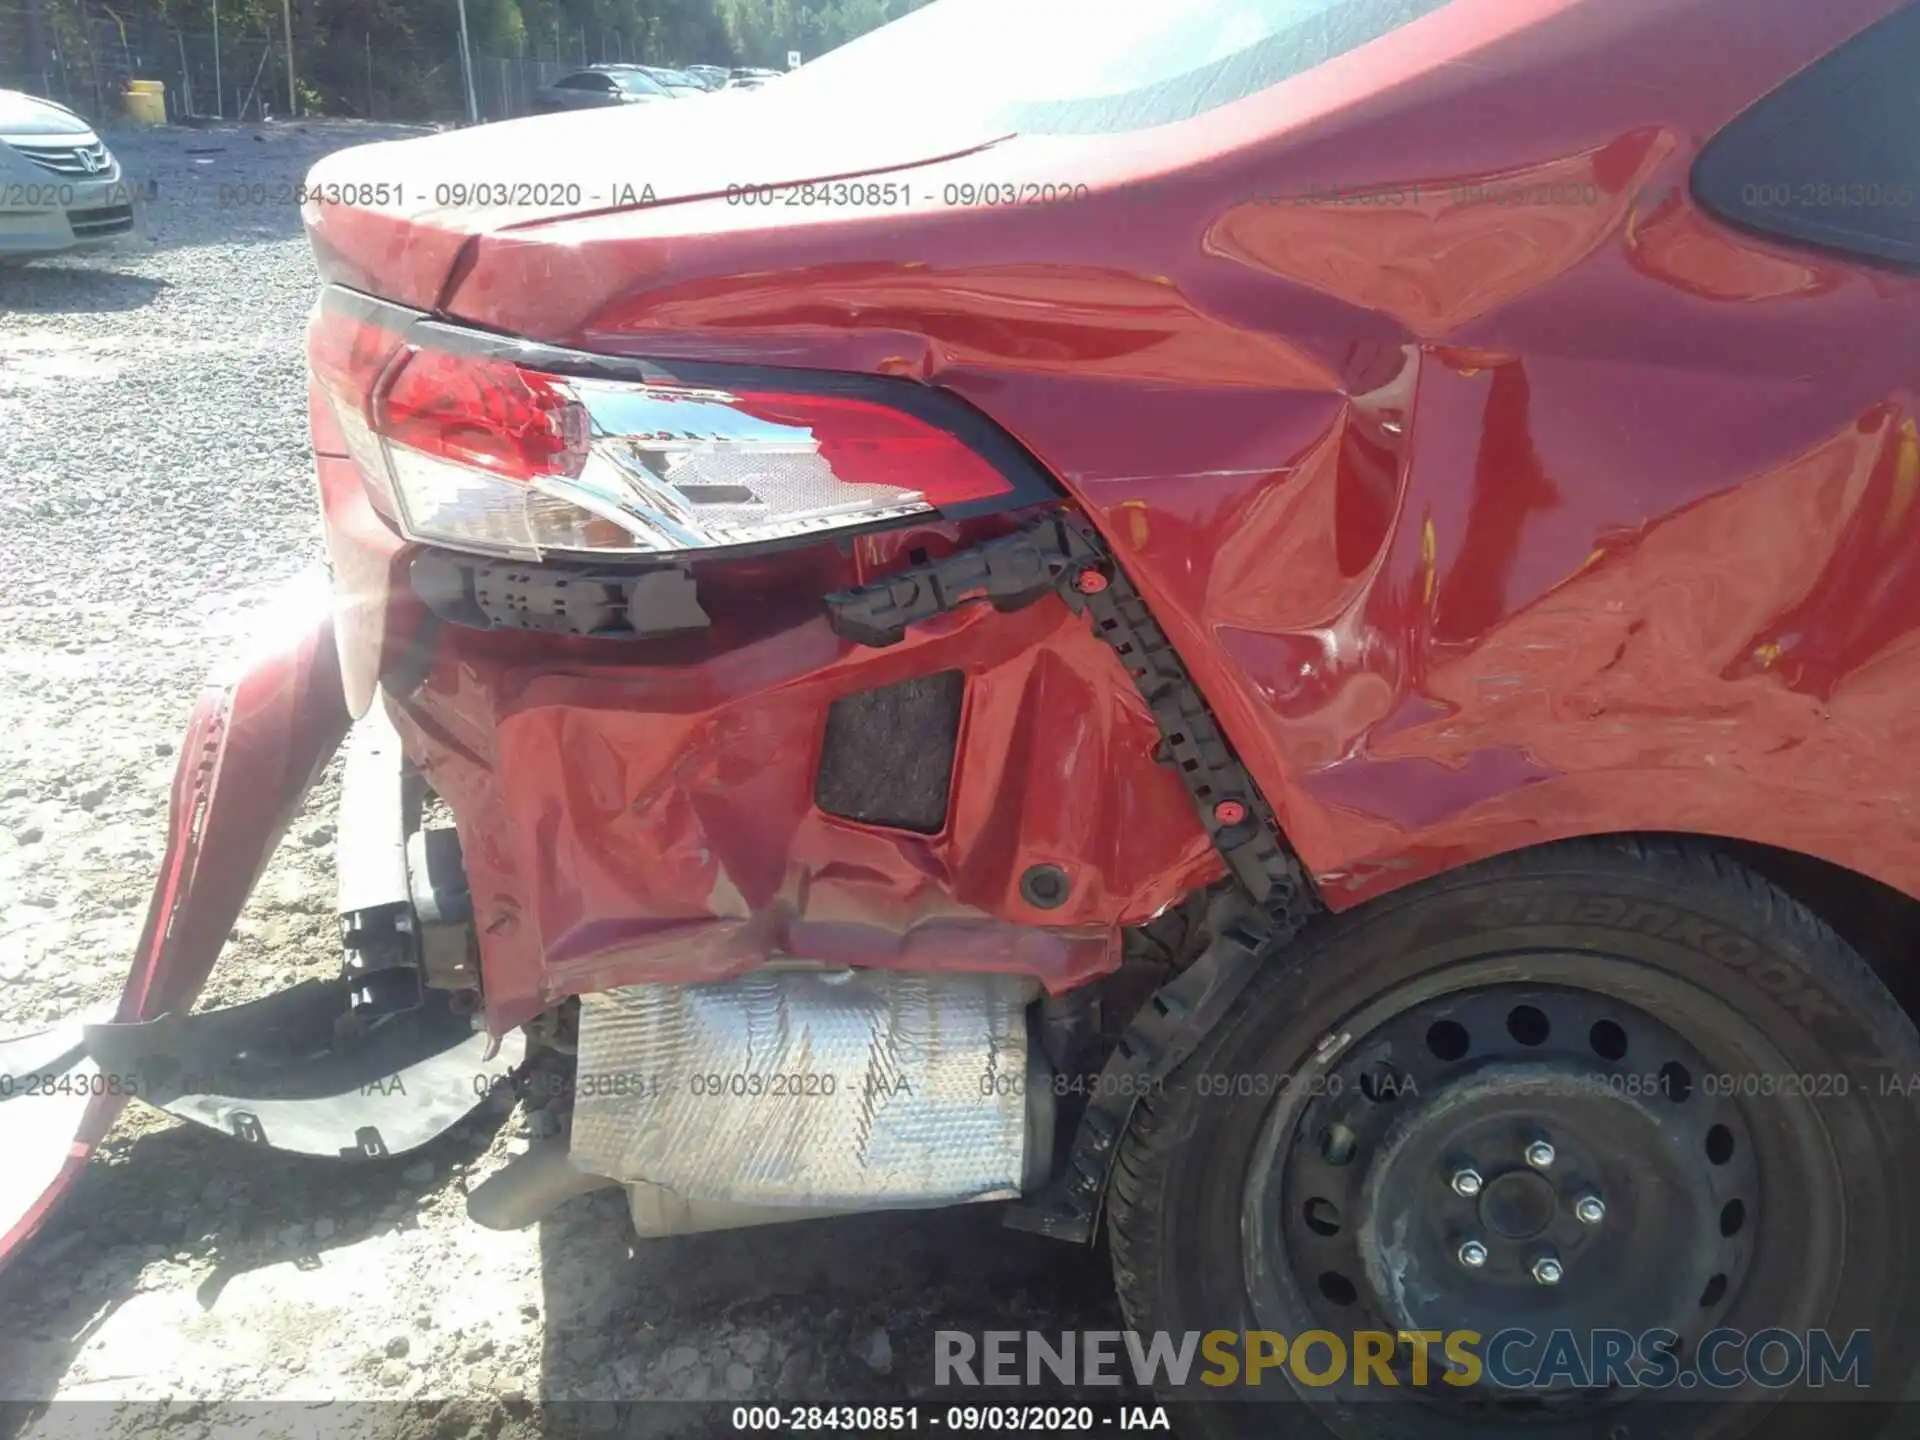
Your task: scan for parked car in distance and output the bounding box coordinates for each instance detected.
[0,88,137,263]
[530,68,672,112]
[684,64,731,90]
[628,65,709,97]
[727,66,783,89]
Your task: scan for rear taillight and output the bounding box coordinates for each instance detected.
[378,349,591,481]
[308,291,1033,561]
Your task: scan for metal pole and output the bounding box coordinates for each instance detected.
[212,0,223,118]
[25,0,48,93]
[456,0,478,123]
[240,31,270,118]
[281,0,294,114]
[81,1,105,121]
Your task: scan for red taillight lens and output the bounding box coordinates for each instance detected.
[308,289,1031,561]
[727,390,1010,507]
[375,349,590,481]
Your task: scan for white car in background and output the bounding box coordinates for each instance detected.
[0,88,138,263]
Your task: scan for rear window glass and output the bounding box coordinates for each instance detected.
[784,0,1458,135]
[1692,2,1920,270]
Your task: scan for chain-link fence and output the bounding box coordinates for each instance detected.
[0,0,713,125]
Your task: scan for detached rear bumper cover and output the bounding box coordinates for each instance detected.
[0,573,351,1268]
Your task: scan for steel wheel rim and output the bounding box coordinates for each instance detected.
[1238,950,1843,1429]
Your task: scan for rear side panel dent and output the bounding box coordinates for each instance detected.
[401,588,1223,1036]
[322,0,1920,915]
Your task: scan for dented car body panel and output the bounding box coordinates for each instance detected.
[394,583,1221,1035]
[304,0,1920,924]
[11,0,1920,1265]
[314,375,1221,1031]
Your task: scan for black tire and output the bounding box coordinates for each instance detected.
[1108,838,1920,1440]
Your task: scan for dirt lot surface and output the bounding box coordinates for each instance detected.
[0,121,1121,1439]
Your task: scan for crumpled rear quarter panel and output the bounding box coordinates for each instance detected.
[395,589,1221,1034]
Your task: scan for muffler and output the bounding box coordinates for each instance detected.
[565,968,1050,1234]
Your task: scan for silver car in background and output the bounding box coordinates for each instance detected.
[0,88,137,263]
[530,67,677,113]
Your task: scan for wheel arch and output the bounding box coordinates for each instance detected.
[1321,826,1920,1030]
[1103,824,1920,1424]
[1703,834,1920,1025]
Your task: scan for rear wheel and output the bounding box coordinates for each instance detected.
[1108,839,1920,1439]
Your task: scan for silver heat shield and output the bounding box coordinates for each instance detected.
[569,969,1036,1209]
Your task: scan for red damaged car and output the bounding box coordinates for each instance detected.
[9,0,1920,1431]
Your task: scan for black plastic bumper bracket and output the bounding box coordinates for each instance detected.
[826,510,1327,1242]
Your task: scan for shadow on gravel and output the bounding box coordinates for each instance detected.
[137,189,316,251]
[0,1105,510,1437]
[0,267,167,316]
[527,1188,1141,1432]
[0,1110,1134,1440]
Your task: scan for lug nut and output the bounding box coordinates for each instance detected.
[1531,1254,1564,1286]
[1525,1140,1556,1169]
[1458,1240,1489,1268]
[1575,1194,1606,1225]
[1450,1168,1484,1198]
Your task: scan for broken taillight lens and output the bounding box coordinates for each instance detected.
[308,291,1023,561]
[377,349,591,481]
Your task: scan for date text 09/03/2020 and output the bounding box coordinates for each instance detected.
[728,1406,1172,1432]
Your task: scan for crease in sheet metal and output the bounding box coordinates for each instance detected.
[570,969,1033,1208]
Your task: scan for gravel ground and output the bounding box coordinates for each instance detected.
[0,122,1123,1438]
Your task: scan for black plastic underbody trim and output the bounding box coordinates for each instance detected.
[411,549,713,639]
[825,511,1327,1241]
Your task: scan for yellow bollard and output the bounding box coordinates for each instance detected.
[123,79,167,124]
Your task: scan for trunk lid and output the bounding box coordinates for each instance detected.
[302,88,1012,309]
